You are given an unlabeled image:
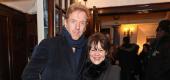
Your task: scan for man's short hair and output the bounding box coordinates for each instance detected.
[157,19,170,34]
[65,3,90,20]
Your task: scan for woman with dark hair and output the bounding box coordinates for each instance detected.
[82,32,120,80]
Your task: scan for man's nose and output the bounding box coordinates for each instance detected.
[76,22,80,30]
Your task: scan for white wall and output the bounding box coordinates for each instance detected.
[137,23,157,53]
[37,0,44,43]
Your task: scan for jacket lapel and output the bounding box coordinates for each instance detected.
[62,37,75,72]
[77,46,87,73]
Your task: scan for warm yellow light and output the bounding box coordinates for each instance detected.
[121,24,137,36]
[130,26,134,32]
[123,27,129,32]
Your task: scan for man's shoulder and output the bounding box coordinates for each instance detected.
[46,35,65,41]
[39,35,66,46]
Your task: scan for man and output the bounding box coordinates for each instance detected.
[117,36,140,80]
[22,3,90,80]
[145,19,170,80]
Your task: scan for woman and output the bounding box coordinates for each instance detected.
[139,43,150,80]
[82,32,120,80]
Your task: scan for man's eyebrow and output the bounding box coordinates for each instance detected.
[69,18,87,22]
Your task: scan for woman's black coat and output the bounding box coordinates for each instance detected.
[82,60,121,80]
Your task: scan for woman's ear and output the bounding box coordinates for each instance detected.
[105,52,108,56]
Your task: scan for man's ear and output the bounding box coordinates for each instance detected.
[64,19,67,27]
[84,26,87,32]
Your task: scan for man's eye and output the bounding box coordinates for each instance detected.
[80,21,86,25]
[71,20,76,23]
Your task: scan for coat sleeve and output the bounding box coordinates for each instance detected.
[21,39,49,80]
[104,65,121,80]
[157,44,170,80]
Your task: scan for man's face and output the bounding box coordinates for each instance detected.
[65,10,87,40]
[156,28,165,39]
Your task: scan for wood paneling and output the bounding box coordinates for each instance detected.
[0,4,37,80]
[0,14,10,80]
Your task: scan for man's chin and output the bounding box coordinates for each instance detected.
[72,37,80,40]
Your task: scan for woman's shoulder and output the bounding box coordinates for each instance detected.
[108,64,121,73]
[103,64,121,80]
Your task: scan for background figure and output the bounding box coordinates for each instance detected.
[139,43,150,80]
[117,36,140,80]
[82,32,121,80]
[145,19,170,80]
[22,3,90,80]
[109,44,119,65]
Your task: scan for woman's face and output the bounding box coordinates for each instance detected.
[89,42,106,65]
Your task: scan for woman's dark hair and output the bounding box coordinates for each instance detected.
[87,32,110,57]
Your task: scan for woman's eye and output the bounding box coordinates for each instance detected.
[99,49,104,52]
[90,49,104,52]
[90,49,95,51]
[99,49,104,51]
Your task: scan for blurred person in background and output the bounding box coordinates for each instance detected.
[145,19,170,80]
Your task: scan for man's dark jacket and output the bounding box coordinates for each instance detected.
[22,35,87,80]
[145,35,170,80]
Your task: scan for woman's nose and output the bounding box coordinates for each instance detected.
[94,52,100,56]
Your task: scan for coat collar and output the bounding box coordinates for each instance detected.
[61,35,87,73]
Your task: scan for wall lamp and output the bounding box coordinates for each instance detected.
[122,24,136,37]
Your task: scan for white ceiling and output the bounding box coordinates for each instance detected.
[81,0,170,8]
[0,0,170,14]
[0,0,36,14]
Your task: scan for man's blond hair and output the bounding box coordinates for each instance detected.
[66,3,90,20]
